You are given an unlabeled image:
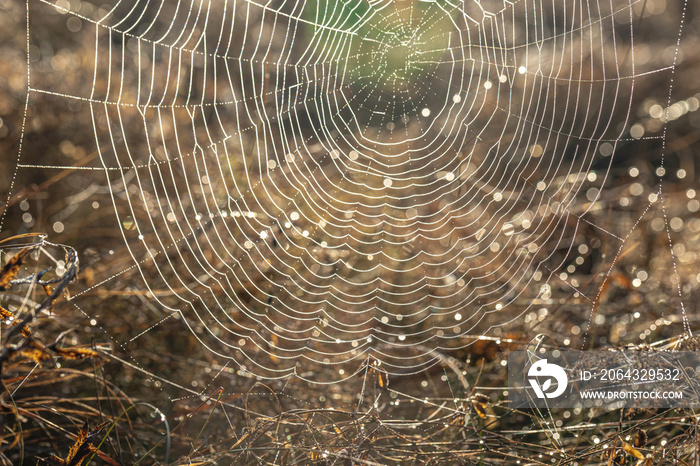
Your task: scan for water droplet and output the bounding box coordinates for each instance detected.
[630,123,645,139]
[502,223,514,236]
[599,142,613,156]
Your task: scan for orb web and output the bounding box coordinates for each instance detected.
[20,0,644,379]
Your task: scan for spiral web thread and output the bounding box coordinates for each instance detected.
[12,0,694,385]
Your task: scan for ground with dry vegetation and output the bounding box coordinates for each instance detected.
[3,0,700,464]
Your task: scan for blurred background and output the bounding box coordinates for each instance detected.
[1,0,700,463]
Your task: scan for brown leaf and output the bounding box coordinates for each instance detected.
[364,358,388,388]
[51,345,100,360]
[43,284,54,314]
[609,449,626,465]
[62,421,109,466]
[622,441,645,460]
[633,429,647,448]
[467,338,500,364]
[612,272,634,291]
[470,393,490,419]
[64,421,94,466]
[472,401,487,418]
[0,247,31,291]
[0,304,31,337]
[377,370,387,388]
[0,304,12,320]
[19,339,52,364]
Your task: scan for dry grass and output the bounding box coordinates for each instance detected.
[2,228,700,464]
[2,0,700,464]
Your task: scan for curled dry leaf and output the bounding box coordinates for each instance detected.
[609,448,627,465]
[471,393,490,417]
[469,394,490,419]
[633,429,647,448]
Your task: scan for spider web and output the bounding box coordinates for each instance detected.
[5,0,694,381]
[2,0,700,462]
